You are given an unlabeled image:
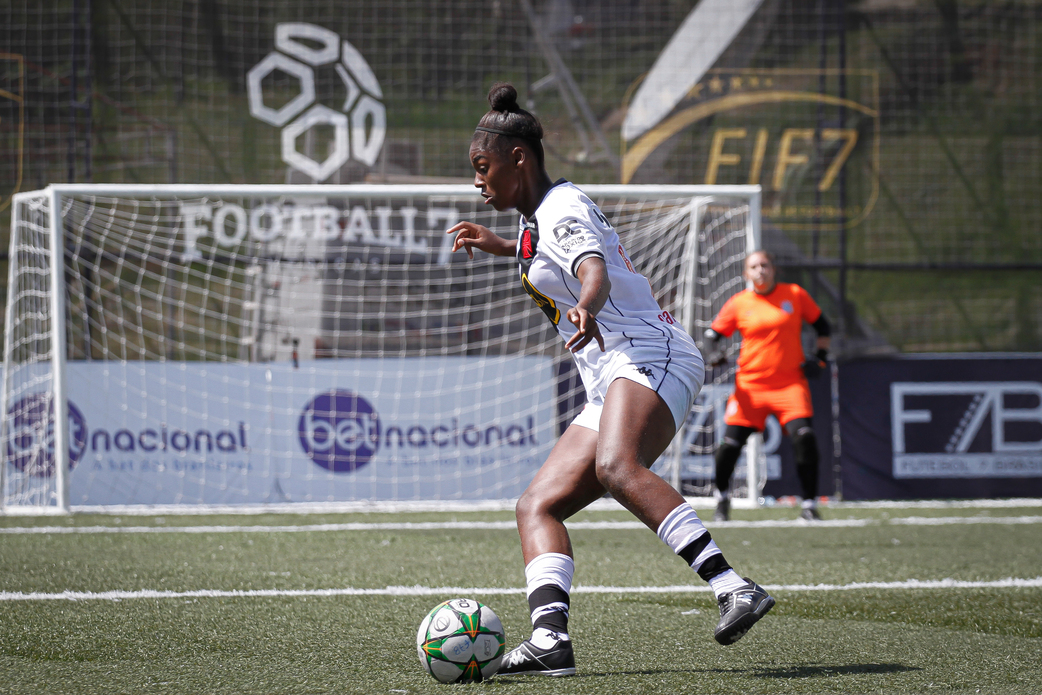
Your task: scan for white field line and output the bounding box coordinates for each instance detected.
[2,516,1042,535]
[58,497,1042,516]
[2,577,1041,602]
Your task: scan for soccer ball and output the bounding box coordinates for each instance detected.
[416,598,505,683]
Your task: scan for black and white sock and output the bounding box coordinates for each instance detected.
[657,502,747,598]
[525,552,573,648]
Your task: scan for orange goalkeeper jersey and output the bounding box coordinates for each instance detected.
[711,283,822,388]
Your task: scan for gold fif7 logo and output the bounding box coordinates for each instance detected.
[622,68,879,230]
[0,53,25,213]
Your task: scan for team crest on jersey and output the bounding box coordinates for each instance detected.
[521,225,535,259]
[781,300,794,314]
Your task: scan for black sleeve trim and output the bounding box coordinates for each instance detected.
[571,251,604,277]
[812,314,831,337]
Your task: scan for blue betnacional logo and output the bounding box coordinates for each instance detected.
[298,390,381,472]
[6,394,88,477]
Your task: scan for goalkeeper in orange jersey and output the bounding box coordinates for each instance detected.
[702,250,831,522]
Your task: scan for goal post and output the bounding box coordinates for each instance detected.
[1,183,761,513]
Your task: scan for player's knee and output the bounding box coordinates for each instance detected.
[715,439,743,467]
[515,486,550,525]
[791,426,819,467]
[594,451,632,492]
[516,483,570,525]
[714,440,744,490]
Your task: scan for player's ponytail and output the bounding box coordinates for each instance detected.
[474,82,545,167]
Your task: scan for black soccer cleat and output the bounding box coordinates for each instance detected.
[714,497,731,522]
[714,578,775,645]
[799,506,822,522]
[495,637,575,677]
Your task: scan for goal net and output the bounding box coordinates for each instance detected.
[1,184,759,513]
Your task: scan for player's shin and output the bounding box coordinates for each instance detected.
[498,552,577,677]
[656,503,746,596]
[525,552,573,645]
[658,503,776,645]
[791,424,820,506]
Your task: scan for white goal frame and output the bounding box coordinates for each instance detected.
[2,183,762,514]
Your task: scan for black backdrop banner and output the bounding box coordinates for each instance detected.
[837,355,1042,500]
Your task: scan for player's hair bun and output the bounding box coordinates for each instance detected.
[474,82,545,166]
[488,82,519,113]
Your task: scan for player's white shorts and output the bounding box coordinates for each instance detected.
[570,362,701,434]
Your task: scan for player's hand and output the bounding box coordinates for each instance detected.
[446,221,508,259]
[564,306,605,353]
[802,348,829,379]
[702,328,728,368]
[704,349,728,368]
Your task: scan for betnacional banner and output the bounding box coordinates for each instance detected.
[4,357,554,506]
[838,355,1042,500]
[8,354,1040,505]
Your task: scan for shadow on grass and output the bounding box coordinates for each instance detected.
[753,662,922,679]
[491,663,921,682]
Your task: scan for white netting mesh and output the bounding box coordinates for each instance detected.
[2,185,756,511]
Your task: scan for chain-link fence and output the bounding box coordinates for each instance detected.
[2,0,1040,355]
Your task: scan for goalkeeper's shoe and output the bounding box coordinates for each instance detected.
[799,506,822,522]
[714,579,775,645]
[496,637,575,677]
[714,496,731,522]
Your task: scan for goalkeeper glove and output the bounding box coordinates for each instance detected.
[802,348,829,379]
[702,329,728,368]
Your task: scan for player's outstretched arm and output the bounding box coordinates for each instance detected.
[565,256,609,353]
[802,313,832,378]
[446,221,515,259]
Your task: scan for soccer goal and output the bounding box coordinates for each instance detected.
[1,184,761,513]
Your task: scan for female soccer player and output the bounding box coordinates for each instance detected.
[447,83,774,677]
[703,250,831,522]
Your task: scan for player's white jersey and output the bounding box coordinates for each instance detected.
[516,179,704,405]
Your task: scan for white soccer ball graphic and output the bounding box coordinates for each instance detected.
[247,22,385,180]
[416,598,506,683]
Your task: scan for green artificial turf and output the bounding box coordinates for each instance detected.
[1,505,1040,694]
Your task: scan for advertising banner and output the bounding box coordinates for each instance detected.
[4,357,554,506]
[839,355,1042,500]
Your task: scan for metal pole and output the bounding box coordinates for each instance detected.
[671,198,706,492]
[745,188,762,505]
[833,0,847,500]
[0,196,26,511]
[69,0,80,183]
[48,188,71,512]
[517,0,619,171]
[84,0,94,181]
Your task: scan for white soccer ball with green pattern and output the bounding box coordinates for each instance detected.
[416,598,505,683]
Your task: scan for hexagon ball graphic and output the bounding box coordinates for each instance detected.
[247,23,386,180]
